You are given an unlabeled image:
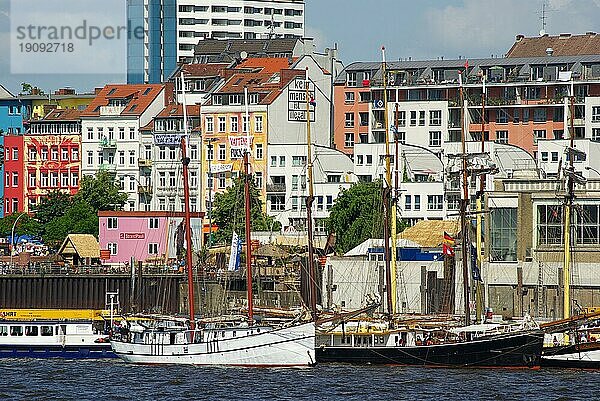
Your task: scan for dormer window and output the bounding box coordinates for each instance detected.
[107,88,116,95]
[143,87,152,95]
[108,98,130,107]
[213,95,222,105]
[229,94,242,105]
[249,94,259,104]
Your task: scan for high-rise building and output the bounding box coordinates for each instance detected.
[127,0,305,84]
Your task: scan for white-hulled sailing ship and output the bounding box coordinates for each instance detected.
[110,74,315,367]
[315,48,544,367]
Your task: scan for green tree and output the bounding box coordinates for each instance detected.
[326,181,386,254]
[43,200,98,248]
[212,176,280,244]
[34,190,73,226]
[75,170,129,211]
[0,212,42,238]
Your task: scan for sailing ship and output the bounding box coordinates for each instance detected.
[110,74,315,366]
[540,89,600,369]
[315,48,544,367]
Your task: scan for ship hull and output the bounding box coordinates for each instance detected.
[0,344,115,359]
[111,322,315,367]
[541,342,600,369]
[316,331,544,368]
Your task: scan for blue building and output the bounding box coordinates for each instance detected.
[0,85,26,217]
[127,0,177,84]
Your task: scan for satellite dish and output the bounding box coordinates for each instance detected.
[240,51,248,60]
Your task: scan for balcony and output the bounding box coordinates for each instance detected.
[99,163,117,173]
[267,183,286,193]
[138,185,153,195]
[138,158,153,168]
[99,138,117,149]
[99,105,125,116]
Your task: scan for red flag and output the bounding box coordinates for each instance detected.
[443,243,455,256]
[464,59,469,70]
[443,232,455,256]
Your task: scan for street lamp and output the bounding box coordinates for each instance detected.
[10,212,28,269]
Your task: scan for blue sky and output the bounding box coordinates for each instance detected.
[1,0,599,94]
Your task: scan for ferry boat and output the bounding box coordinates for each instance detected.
[0,309,115,359]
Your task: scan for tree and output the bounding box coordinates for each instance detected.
[212,176,281,244]
[34,190,74,226]
[326,181,386,254]
[43,200,98,248]
[75,170,129,211]
[0,212,42,238]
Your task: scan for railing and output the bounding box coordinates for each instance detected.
[266,183,286,193]
[138,185,153,195]
[99,163,117,173]
[0,264,187,276]
[99,138,117,148]
[138,158,153,167]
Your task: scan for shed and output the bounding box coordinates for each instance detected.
[58,234,101,267]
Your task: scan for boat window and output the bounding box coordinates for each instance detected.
[221,331,225,337]
[41,326,53,336]
[257,328,260,333]
[0,326,7,336]
[232,331,236,337]
[10,326,23,336]
[25,326,39,336]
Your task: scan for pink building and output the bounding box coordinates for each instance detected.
[98,211,204,265]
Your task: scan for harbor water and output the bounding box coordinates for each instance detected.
[1,359,599,400]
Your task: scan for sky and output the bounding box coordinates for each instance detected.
[1,0,600,94]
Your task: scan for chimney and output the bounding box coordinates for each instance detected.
[587,31,597,36]
[559,33,572,39]
[546,47,554,56]
[515,34,525,42]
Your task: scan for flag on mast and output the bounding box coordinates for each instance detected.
[443,231,456,256]
[228,231,242,271]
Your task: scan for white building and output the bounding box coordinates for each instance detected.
[80,84,167,211]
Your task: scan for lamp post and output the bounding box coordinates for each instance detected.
[10,212,28,269]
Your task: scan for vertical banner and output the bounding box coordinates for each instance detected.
[228,231,242,271]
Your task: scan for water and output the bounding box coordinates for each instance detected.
[1,359,599,401]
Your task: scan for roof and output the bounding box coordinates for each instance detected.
[399,220,460,248]
[58,234,100,259]
[80,84,164,117]
[156,104,201,119]
[97,211,204,218]
[236,57,295,74]
[35,108,82,121]
[344,238,423,256]
[194,38,300,57]
[0,84,14,99]
[181,63,229,77]
[507,33,600,58]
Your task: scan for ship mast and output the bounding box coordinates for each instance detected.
[305,68,318,319]
[180,72,196,332]
[563,86,576,319]
[459,70,471,326]
[244,87,254,325]
[475,74,486,323]
[381,46,396,316]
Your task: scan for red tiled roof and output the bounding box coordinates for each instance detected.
[507,32,600,57]
[236,57,296,74]
[156,104,201,118]
[38,108,82,121]
[81,84,164,117]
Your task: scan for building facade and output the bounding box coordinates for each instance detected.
[3,135,24,215]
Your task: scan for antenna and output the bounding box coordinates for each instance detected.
[538,1,554,36]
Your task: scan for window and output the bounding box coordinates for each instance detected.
[356,155,364,166]
[190,171,198,188]
[366,155,373,166]
[497,109,509,124]
[255,115,263,132]
[50,172,58,187]
[206,116,214,132]
[218,173,226,189]
[537,205,563,245]
[12,148,18,160]
[108,243,118,255]
[592,106,600,122]
[326,195,333,210]
[359,112,369,126]
[61,173,68,187]
[405,195,412,210]
[551,152,559,162]
[218,144,226,160]
[414,195,421,211]
[28,173,36,187]
[159,147,166,160]
[71,172,79,187]
[345,113,354,128]
[118,127,125,140]
[230,116,238,132]
[129,150,136,165]
[242,116,249,133]
[279,156,285,167]
[129,176,135,191]
[533,108,547,123]
[327,175,341,183]
[41,173,49,187]
[207,145,214,161]
[41,326,53,336]
[344,133,354,148]
[218,116,226,132]
[427,195,443,210]
[71,147,79,161]
[25,326,38,336]
[418,111,425,126]
[149,218,159,229]
[429,131,441,147]
[41,147,48,160]
[575,205,600,245]
[169,172,176,187]
[593,128,600,142]
[158,198,166,211]
[410,111,417,126]
[394,110,406,127]
[541,152,549,162]
[87,127,94,140]
[148,243,159,255]
[10,326,23,336]
[129,127,135,140]
[12,172,18,187]
[254,172,263,188]
[118,151,125,165]
[291,196,299,211]
[533,130,546,144]
[107,217,118,229]
[255,143,263,159]
[28,147,37,160]
[292,156,306,167]
[495,130,508,144]
[553,130,564,140]
[429,110,442,126]
[12,199,18,213]
[169,146,176,160]
[347,72,357,87]
[270,156,277,167]
[345,92,355,103]
[190,145,198,160]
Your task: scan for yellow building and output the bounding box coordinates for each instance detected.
[20,88,96,120]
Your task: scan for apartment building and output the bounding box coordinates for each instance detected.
[127,0,305,84]
[80,84,169,211]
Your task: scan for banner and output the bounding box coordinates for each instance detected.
[210,164,233,174]
[228,231,242,271]
[154,133,182,146]
[229,136,253,159]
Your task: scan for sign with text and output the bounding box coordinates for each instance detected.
[288,78,315,122]
[229,136,253,159]
[210,164,233,174]
[153,133,182,146]
[119,233,145,240]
